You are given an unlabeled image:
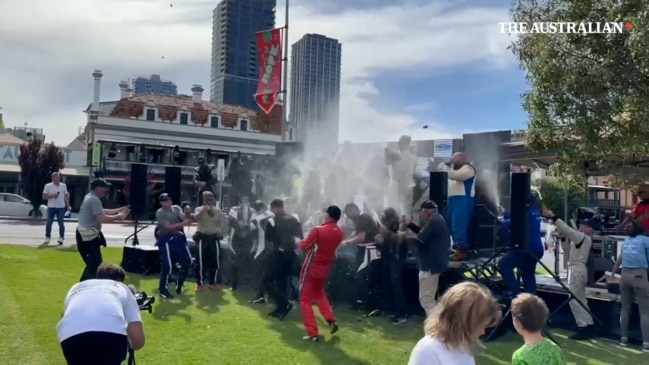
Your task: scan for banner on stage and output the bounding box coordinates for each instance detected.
[254,28,283,114]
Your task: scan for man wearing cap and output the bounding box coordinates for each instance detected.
[192,191,229,292]
[76,179,130,281]
[297,205,344,341]
[617,184,649,232]
[156,193,193,299]
[401,200,450,315]
[543,208,597,339]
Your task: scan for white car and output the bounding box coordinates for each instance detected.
[0,193,49,217]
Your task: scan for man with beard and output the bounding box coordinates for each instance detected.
[446,152,476,261]
[227,196,255,291]
[342,203,381,315]
[192,191,229,291]
[265,199,303,320]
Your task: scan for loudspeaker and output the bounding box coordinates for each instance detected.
[509,172,531,250]
[165,166,182,204]
[121,245,160,275]
[429,171,448,217]
[129,164,149,221]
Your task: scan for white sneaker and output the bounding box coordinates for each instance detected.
[43,237,50,244]
[57,237,64,245]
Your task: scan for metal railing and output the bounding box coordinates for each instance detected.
[103,160,195,178]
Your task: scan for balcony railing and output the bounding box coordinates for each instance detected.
[103,160,195,178]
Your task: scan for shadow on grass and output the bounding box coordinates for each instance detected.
[231,290,373,365]
[153,293,193,323]
[195,287,227,314]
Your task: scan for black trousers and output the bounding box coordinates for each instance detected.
[229,234,253,290]
[194,234,221,286]
[76,230,106,282]
[61,331,128,365]
[387,256,407,317]
[268,250,296,310]
[357,259,385,311]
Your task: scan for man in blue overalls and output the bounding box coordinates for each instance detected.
[447,152,476,261]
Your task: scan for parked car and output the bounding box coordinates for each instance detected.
[0,193,71,218]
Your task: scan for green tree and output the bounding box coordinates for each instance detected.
[511,1,649,183]
[539,177,585,220]
[18,139,65,217]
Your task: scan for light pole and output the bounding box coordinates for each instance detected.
[281,0,290,141]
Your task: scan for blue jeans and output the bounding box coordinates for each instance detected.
[498,249,544,295]
[157,233,192,293]
[46,207,66,239]
[447,195,474,248]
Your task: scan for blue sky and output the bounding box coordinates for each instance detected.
[0,0,523,144]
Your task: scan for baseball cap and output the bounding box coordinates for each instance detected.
[578,218,602,231]
[326,205,342,221]
[420,200,437,210]
[90,178,110,189]
[159,193,172,202]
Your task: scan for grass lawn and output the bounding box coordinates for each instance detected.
[0,245,646,365]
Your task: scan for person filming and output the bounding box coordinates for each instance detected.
[56,264,145,365]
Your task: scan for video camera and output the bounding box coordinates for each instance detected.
[134,291,155,313]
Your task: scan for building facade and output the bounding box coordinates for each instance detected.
[86,70,282,209]
[132,74,177,96]
[210,0,277,111]
[289,33,342,149]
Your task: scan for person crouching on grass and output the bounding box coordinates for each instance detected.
[510,293,565,364]
[407,281,501,365]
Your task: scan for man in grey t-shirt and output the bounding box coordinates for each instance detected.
[75,179,130,281]
[156,193,192,298]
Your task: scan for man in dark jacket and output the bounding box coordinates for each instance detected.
[402,200,450,315]
[376,208,408,325]
[265,199,303,320]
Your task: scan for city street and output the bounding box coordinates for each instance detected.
[0,219,172,247]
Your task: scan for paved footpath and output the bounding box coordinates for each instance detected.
[0,219,180,248]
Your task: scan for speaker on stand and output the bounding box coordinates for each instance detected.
[429,172,448,218]
[165,166,182,205]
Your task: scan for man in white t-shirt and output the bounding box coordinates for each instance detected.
[57,264,145,365]
[42,172,70,245]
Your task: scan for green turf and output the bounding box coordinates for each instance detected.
[0,245,645,364]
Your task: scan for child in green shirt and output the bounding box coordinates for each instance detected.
[511,293,566,365]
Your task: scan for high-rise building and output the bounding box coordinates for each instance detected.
[132,74,177,96]
[289,34,342,147]
[210,0,277,111]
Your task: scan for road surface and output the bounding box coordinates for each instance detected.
[0,219,181,248]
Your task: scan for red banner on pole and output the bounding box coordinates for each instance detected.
[254,28,283,114]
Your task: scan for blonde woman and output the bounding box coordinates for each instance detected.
[408,282,502,365]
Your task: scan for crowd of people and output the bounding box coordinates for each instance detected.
[50,146,649,364]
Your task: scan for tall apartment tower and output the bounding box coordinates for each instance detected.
[289,34,342,148]
[210,0,277,111]
[132,74,177,96]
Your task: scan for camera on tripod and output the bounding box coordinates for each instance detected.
[134,291,155,313]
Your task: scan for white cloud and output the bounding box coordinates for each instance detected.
[0,0,512,145]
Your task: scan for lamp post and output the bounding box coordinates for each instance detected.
[281,0,290,141]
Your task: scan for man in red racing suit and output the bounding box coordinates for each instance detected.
[298,205,344,341]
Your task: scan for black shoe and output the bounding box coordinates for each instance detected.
[329,321,339,335]
[390,316,407,325]
[276,303,294,321]
[160,291,174,299]
[250,297,266,304]
[569,325,593,340]
[175,285,183,295]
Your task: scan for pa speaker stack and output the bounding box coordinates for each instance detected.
[429,171,448,218]
[509,172,531,250]
[165,166,182,204]
[128,164,149,221]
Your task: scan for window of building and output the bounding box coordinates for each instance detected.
[210,116,219,128]
[146,109,155,121]
[240,120,248,131]
[180,113,188,125]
